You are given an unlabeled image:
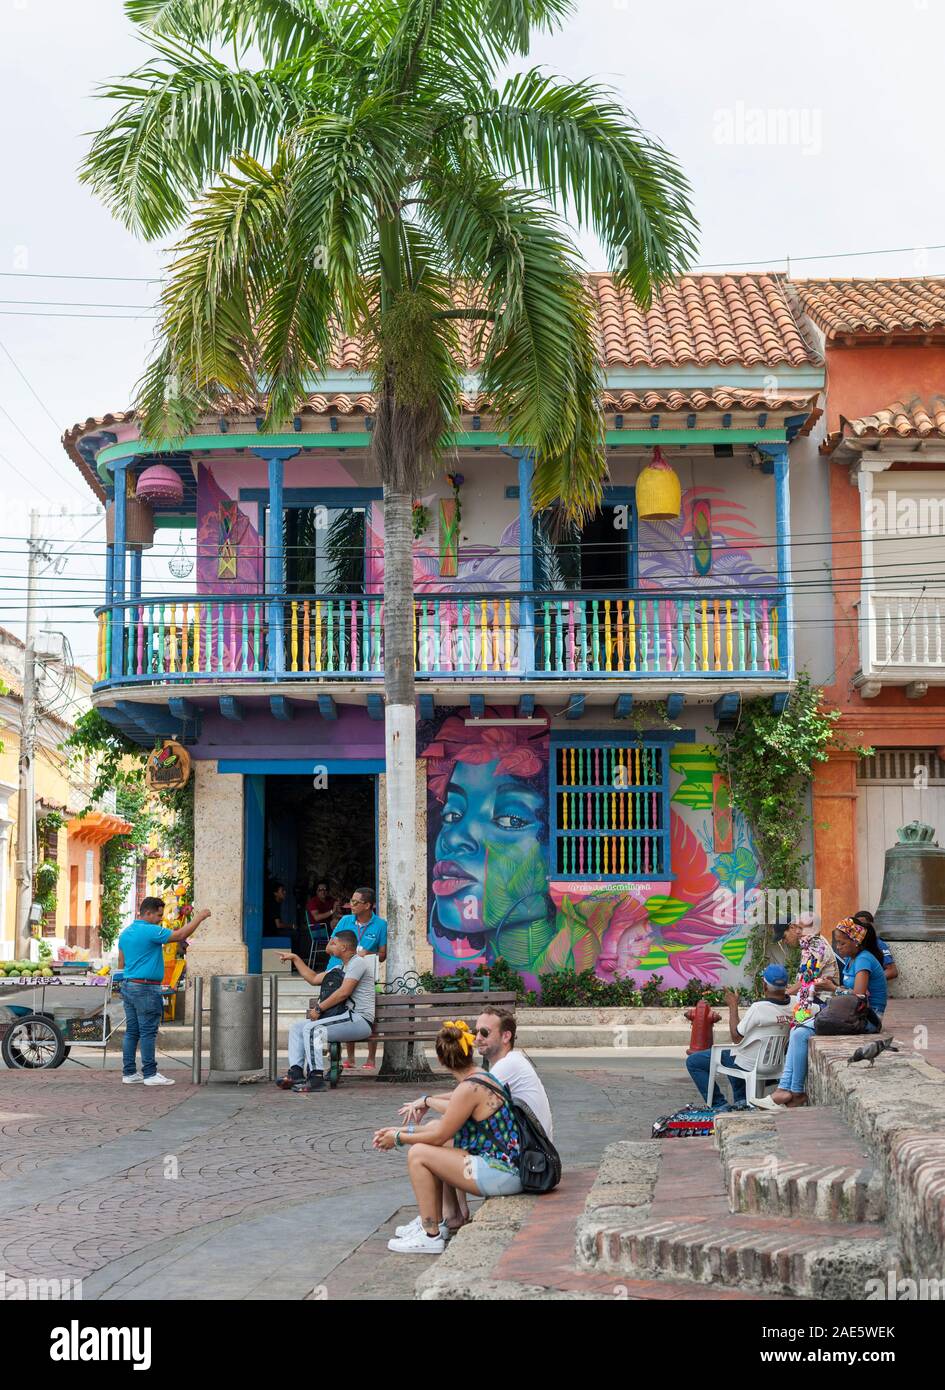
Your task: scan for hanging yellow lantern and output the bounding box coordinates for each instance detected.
[636,446,681,520]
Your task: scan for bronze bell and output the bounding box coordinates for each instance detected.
[873,821,945,941]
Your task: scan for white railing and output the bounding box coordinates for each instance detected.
[861,590,945,675]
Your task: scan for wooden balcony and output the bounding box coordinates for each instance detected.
[95,587,790,688]
[857,590,945,696]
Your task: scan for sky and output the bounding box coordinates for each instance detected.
[1,0,943,672]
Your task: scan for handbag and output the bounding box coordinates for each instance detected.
[813,992,880,1036]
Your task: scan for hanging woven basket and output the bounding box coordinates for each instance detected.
[636,446,681,521]
[105,497,154,549]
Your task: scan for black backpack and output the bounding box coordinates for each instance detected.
[310,968,351,1021]
[472,1075,562,1195]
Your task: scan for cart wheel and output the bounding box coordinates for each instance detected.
[33,1013,70,1064]
[2,1013,67,1070]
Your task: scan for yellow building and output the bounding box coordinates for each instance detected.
[0,626,129,959]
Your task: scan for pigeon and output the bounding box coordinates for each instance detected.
[847,1037,898,1067]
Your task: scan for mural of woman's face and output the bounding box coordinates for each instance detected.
[433,760,545,937]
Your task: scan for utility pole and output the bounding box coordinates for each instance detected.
[14,510,41,959]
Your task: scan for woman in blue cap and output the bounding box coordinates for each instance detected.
[686,964,794,1108]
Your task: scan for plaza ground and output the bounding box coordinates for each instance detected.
[0,1053,694,1301]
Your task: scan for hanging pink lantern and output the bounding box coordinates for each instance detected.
[135,463,183,505]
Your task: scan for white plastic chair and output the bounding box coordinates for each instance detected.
[705,1028,789,1105]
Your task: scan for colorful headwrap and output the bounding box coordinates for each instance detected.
[834,917,867,946]
[420,714,546,802]
[442,1019,476,1056]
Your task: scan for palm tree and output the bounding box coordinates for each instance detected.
[81,0,697,1073]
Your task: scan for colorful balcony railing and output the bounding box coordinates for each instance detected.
[95,588,787,684]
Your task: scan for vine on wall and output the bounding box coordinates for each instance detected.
[715,672,868,986]
[64,710,195,948]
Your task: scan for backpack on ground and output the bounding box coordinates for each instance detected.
[473,1075,562,1194]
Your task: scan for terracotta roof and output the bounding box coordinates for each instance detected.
[62,272,822,496]
[589,273,817,367]
[324,272,819,370]
[822,394,945,453]
[792,278,945,341]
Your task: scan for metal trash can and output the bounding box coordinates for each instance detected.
[208,974,264,1082]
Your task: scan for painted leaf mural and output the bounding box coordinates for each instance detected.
[670,744,719,810]
[692,498,713,576]
[712,773,734,852]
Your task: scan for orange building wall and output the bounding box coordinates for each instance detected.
[824,342,945,435]
[813,339,945,919]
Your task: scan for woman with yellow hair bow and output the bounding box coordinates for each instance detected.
[373,1018,523,1255]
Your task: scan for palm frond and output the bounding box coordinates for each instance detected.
[125,0,347,63]
[80,37,326,237]
[424,168,605,519]
[469,70,698,301]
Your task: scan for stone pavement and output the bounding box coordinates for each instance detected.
[0,1054,693,1300]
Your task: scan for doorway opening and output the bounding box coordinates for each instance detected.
[250,773,378,970]
[533,501,633,590]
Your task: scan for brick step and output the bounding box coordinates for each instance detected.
[715,1107,885,1223]
[577,1137,895,1298]
[590,1213,891,1298]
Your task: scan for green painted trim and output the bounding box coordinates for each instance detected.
[302,365,824,393]
[96,425,789,468]
[154,515,197,530]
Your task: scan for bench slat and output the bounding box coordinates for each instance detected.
[376,991,516,1009]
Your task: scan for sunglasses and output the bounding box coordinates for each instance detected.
[475,1027,492,1036]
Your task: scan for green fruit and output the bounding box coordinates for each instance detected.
[40,968,53,977]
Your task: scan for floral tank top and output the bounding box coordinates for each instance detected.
[455,1076,522,1171]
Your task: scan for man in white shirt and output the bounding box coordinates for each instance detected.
[475,1007,553,1139]
[686,964,793,1108]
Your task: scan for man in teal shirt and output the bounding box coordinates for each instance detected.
[117,896,210,1085]
[329,886,386,1070]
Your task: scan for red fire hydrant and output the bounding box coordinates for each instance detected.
[684,999,721,1055]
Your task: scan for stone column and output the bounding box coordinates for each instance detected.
[185,762,247,1017]
[378,760,431,978]
[811,748,859,935]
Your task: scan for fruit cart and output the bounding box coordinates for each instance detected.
[0,969,117,1070]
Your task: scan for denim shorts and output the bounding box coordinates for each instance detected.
[468,1155,523,1198]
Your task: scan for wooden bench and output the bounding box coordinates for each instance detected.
[326,990,517,1086]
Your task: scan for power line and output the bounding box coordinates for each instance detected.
[0,271,160,284]
[0,309,156,321]
[0,299,155,312]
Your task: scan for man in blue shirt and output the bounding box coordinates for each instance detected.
[329,886,386,1070]
[117,896,210,1086]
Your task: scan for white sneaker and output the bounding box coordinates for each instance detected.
[122,1073,144,1085]
[387,1228,446,1255]
[394,1215,448,1239]
[143,1072,175,1086]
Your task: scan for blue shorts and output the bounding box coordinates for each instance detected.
[468,1155,523,1198]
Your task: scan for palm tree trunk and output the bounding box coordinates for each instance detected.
[379,485,431,1079]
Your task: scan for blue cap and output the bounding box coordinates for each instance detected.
[763,963,789,986]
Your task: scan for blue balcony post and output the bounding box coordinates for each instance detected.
[767,441,794,679]
[110,460,129,679]
[517,449,535,675]
[252,447,299,676]
[129,547,142,601]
